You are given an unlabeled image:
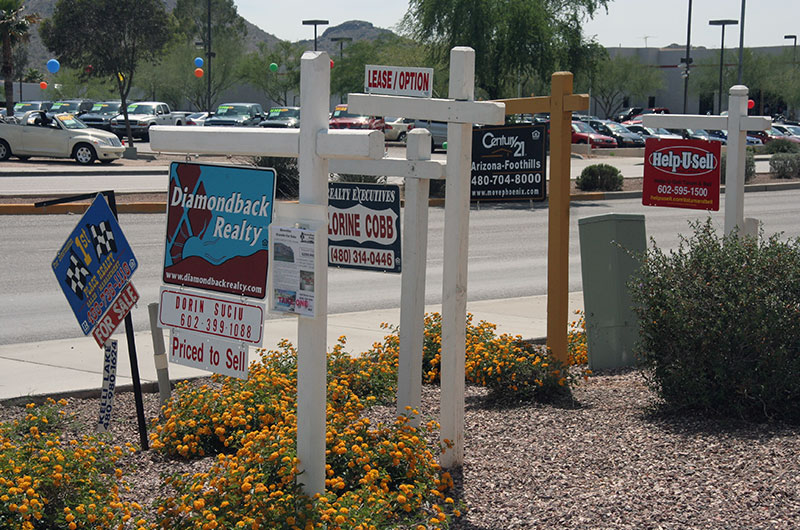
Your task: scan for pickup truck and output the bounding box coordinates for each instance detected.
[0,110,124,164]
[109,101,184,140]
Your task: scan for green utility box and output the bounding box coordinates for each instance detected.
[578,213,646,370]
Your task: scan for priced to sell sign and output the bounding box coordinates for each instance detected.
[163,162,276,299]
[471,124,547,201]
[643,138,721,211]
[328,183,401,273]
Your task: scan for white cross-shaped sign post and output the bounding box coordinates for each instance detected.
[643,85,771,235]
[334,47,505,467]
[150,51,384,496]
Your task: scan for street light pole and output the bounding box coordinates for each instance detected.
[330,36,352,104]
[302,19,329,51]
[737,0,746,84]
[206,0,212,114]
[785,34,797,64]
[683,0,693,113]
[710,19,738,114]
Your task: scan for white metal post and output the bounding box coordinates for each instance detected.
[725,85,748,235]
[296,50,330,496]
[397,129,432,425]
[440,47,475,468]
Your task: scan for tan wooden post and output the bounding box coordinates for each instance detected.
[496,72,588,364]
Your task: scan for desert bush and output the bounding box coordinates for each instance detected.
[764,138,800,154]
[769,152,800,179]
[251,156,299,198]
[720,150,756,183]
[576,163,623,191]
[629,219,800,422]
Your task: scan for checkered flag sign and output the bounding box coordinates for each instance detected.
[87,221,117,258]
[65,250,90,299]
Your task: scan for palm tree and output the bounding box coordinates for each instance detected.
[1,0,39,117]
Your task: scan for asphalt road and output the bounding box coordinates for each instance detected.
[2,189,799,345]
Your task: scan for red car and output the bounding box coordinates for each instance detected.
[329,104,385,131]
[571,121,617,148]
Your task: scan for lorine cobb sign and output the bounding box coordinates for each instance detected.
[328,183,401,273]
[163,162,276,299]
[471,124,547,201]
[642,138,721,211]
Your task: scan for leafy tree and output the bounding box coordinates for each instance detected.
[401,0,609,99]
[591,54,664,118]
[40,0,173,144]
[172,0,246,111]
[240,40,303,106]
[1,0,39,117]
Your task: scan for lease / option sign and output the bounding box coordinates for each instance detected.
[169,329,249,380]
[328,183,401,273]
[471,124,547,201]
[52,194,138,337]
[364,65,433,98]
[643,138,721,210]
[158,287,265,346]
[163,162,276,299]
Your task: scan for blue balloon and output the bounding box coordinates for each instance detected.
[194,57,204,68]
[46,59,60,74]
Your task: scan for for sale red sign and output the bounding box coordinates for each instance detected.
[642,138,721,211]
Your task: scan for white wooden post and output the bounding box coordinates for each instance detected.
[439,47,475,468]
[295,51,330,496]
[642,88,770,235]
[330,130,440,427]
[150,51,383,498]
[397,129,431,425]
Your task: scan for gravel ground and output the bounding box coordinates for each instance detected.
[2,371,798,529]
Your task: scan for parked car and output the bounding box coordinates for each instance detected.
[47,99,95,117]
[571,120,617,148]
[588,119,645,147]
[184,112,210,126]
[383,116,414,142]
[615,107,643,123]
[110,101,183,140]
[624,124,682,140]
[13,101,53,114]
[329,104,385,132]
[260,106,300,128]
[204,103,265,127]
[0,110,124,164]
[79,100,123,131]
[411,118,447,150]
[771,123,800,139]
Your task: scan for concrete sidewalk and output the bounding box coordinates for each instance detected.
[0,292,584,403]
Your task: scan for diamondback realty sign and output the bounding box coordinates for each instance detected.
[163,162,276,299]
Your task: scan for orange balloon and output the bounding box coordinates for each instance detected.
[194,67,204,78]
[39,81,48,90]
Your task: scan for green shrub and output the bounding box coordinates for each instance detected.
[764,138,800,154]
[769,152,800,179]
[576,163,623,191]
[720,150,755,184]
[251,156,299,198]
[629,219,800,423]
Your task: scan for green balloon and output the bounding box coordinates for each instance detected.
[269,63,278,72]
[442,141,448,150]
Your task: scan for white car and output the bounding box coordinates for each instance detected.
[0,111,124,164]
[383,116,414,142]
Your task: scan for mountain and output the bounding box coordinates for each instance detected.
[16,1,392,79]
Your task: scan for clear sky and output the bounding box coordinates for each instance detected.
[235,0,800,51]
